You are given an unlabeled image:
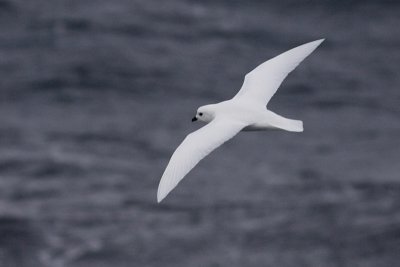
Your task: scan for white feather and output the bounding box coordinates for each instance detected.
[157,39,324,202]
[157,118,246,202]
[234,39,324,106]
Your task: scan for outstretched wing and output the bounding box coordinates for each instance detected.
[157,118,247,202]
[233,39,324,106]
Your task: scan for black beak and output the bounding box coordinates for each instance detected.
[192,116,197,122]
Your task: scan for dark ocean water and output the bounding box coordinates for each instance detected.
[0,0,399,266]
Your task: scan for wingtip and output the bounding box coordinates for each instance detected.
[157,187,169,203]
[300,38,324,52]
[157,191,165,203]
[313,38,325,45]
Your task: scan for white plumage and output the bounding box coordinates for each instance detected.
[157,39,324,202]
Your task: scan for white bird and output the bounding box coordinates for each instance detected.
[157,39,324,202]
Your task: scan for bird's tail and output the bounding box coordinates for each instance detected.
[284,119,303,132]
[267,110,304,132]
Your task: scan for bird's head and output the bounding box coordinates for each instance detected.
[192,105,215,123]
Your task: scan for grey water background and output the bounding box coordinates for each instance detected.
[0,0,399,266]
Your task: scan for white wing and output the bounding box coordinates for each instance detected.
[157,118,247,202]
[233,39,324,106]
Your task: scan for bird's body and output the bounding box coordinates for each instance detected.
[192,99,303,132]
[157,39,324,202]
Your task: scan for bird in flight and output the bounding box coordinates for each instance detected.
[157,39,324,202]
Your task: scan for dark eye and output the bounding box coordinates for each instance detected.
[199,112,203,116]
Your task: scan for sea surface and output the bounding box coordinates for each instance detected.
[0,0,399,266]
